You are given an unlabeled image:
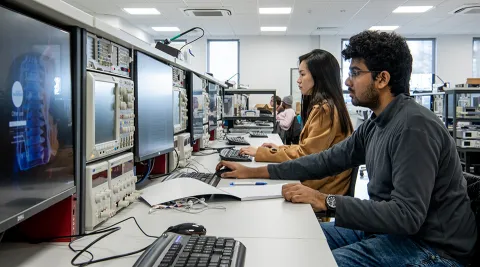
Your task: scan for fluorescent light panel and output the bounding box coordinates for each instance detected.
[369,26,399,31]
[393,6,433,13]
[152,27,180,32]
[259,7,292,14]
[261,27,287,32]
[123,8,160,15]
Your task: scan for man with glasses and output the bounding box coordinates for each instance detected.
[216,30,476,266]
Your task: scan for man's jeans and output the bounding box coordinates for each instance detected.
[321,222,463,267]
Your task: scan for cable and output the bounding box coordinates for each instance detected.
[189,158,212,173]
[68,217,159,266]
[179,27,204,52]
[192,151,218,156]
[136,159,154,184]
[149,150,180,180]
[434,74,445,84]
[179,166,199,173]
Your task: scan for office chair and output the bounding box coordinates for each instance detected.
[463,172,480,266]
[315,166,359,221]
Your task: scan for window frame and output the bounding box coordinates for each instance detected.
[473,37,480,77]
[207,39,240,84]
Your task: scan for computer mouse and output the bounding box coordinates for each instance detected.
[166,223,206,236]
[216,167,233,177]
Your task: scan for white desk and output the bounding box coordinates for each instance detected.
[0,134,336,267]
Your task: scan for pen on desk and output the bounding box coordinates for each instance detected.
[230,182,268,186]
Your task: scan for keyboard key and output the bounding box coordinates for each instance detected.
[210,254,221,263]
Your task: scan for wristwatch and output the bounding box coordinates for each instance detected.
[325,195,336,211]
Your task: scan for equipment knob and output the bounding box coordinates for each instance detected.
[100,210,110,218]
[113,186,120,193]
[118,200,130,208]
[95,194,102,203]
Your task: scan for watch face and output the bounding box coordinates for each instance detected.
[327,195,336,209]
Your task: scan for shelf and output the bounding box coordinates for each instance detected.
[411,92,445,96]
[223,116,275,121]
[457,147,480,153]
[455,118,480,122]
[224,89,276,95]
[444,89,480,94]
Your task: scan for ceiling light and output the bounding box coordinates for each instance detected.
[152,27,180,32]
[123,8,160,15]
[369,26,399,31]
[393,6,433,13]
[259,7,292,14]
[261,27,287,32]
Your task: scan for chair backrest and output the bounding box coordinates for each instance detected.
[285,117,302,145]
[463,172,480,266]
[348,166,359,197]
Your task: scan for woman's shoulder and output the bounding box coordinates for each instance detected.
[311,100,333,114]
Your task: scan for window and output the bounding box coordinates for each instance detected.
[474,38,480,77]
[407,39,435,92]
[341,39,350,90]
[340,39,436,93]
[207,40,239,84]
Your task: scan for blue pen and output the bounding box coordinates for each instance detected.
[230,182,268,186]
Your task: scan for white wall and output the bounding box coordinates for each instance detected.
[170,34,477,107]
[180,36,319,107]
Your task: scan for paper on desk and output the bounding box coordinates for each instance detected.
[217,183,285,201]
[141,178,284,206]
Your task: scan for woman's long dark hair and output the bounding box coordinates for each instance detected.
[299,49,353,135]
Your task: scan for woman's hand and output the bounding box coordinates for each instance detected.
[261,143,279,149]
[239,146,258,156]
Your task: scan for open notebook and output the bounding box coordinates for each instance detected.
[141,178,285,206]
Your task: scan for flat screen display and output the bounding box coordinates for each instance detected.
[135,51,174,161]
[0,5,74,232]
[191,74,204,141]
[208,83,217,131]
[94,81,116,144]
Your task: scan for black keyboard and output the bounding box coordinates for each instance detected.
[134,233,246,267]
[249,131,268,138]
[226,136,250,146]
[164,172,221,187]
[219,149,251,162]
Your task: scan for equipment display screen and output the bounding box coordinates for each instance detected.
[111,165,122,179]
[208,83,217,131]
[92,170,108,187]
[94,81,116,144]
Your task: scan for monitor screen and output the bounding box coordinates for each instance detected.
[208,83,217,131]
[134,51,174,161]
[191,74,204,141]
[94,81,116,144]
[173,90,180,127]
[0,5,74,232]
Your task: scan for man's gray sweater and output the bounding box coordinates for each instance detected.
[268,94,477,263]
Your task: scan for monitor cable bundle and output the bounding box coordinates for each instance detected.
[31,217,158,266]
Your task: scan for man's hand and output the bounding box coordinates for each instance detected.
[239,146,257,156]
[261,143,279,149]
[282,183,327,212]
[215,161,252,179]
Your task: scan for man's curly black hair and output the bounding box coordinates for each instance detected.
[342,31,413,96]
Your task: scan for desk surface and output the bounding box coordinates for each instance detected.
[0,134,336,267]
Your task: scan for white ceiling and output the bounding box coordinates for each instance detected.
[64,0,480,36]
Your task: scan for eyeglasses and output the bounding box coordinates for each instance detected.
[348,70,381,79]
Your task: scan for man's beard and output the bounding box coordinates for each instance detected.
[350,81,380,110]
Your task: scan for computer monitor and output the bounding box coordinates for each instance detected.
[0,5,75,233]
[134,51,174,162]
[189,73,204,142]
[208,82,218,131]
[85,72,135,162]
